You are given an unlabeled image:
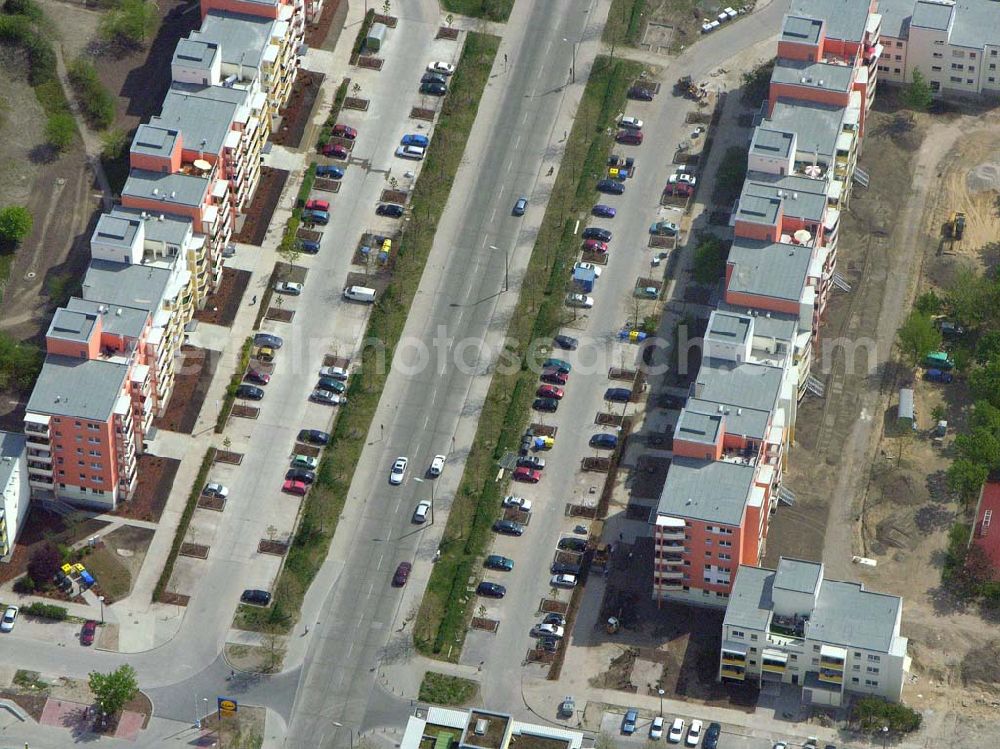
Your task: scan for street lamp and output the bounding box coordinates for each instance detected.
[331,721,355,749]
[657,688,664,716]
[881,725,889,749]
[562,38,578,83]
[98,595,105,624]
[489,245,509,292]
[414,477,435,524]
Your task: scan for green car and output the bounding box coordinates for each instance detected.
[542,358,571,374]
[291,454,318,470]
[484,554,514,571]
[923,351,954,371]
[316,377,347,393]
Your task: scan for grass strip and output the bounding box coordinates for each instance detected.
[418,671,479,705]
[234,32,501,633]
[215,337,254,433]
[603,0,648,46]
[153,448,216,602]
[440,0,512,21]
[318,78,349,148]
[349,9,376,64]
[414,56,646,660]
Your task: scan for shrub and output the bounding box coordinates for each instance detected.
[0,205,33,244]
[101,128,129,160]
[99,0,158,48]
[45,112,76,151]
[21,602,68,620]
[13,576,35,594]
[851,695,922,733]
[68,58,116,130]
[26,542,61,588]
[691,234,728,286]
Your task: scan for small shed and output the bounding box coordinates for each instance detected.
[365,22,388,52]
[572,266,597,292]
[898,388,915,429]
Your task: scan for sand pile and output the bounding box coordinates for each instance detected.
[966,159,1000,193]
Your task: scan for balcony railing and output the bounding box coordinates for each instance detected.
[720,665,745,680]
[818,669,844,684]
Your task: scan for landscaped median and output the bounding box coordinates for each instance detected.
[215,337,254,433]
[413,55,646,660]
[233,31,501,634]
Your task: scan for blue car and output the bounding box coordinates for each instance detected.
[299,240,320,254]
[314,164,344,179]
[589,433,619,450]
[622,709,638,735]
[592,204,617,218]
[301,209,329,225]
[596,179,625,195]
[513,196,528,216]
[401,133,429,148]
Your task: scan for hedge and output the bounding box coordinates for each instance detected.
[67,58,116,130]
[215,337,254,433]
[21,602,68,620]
[152,448,216,602]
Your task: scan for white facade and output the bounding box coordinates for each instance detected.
[0,431,29,561]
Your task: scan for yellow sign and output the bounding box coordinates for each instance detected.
[218,698,238,716]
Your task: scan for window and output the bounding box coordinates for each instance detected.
[934,40,944,45]
[932,66,942,72]
[950,76,963,83]
[971,52,976,59]
[894,55,902,61]
[76,448,83,455]
[813,645,821,652]
[951,63,964,70]
[719,553,732,560]
[868,654,881,662]
[991,77,997,83]
[91,475,102,483]
[969,66,976,73]
[749,647,757,654]
[991,64,997,70]
[993,50,998,56]
[750,634,758,641]
[865,679,879,687]
[79,473,86,480]
[852,677,860,684]
[88,437,100,444]
[705,551,712,557]
[87,424,100,431]
[895,41,902,48]
[933,52,943,58]
[90,463,101,469]
[853,664,861,671]
[968,79,975,84]
[74,421,81,427]
[719,540,732,547]
[931,81,941,91]
[811,658,819,665]
[77,460,84,467]
[894,68,901,74]
[731,630,745,638]
[790,654,797,661]
[88,450,101,457]
[866,666,880,674]
[953,50,965,58]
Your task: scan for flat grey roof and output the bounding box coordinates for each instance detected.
[706,311,752,345]
[734,194,781,226]
[950,0,1000,49]
[0,431,26,491]
[742,172,829,223]
[27,355,129,421]
[92,214,140,251]
[131,124,179,160]
[789,0,872,42]
[750,128,795,160]
[724,565,774,631]
[82,259,172,314]
[774,557,822,594]
[194,10,276,69]
[657,457,755,526]
[780,14,824,45]
[767,99,845,159]
[685,398,770,441]
[693,357,784,415]
[65,298,148,340]
[728,239,813,303]
[875,0,913,38]
[123,169,208,209]
[47,308,96,345]
[772,58,855,93]
[675,409,723,445]
[911,0,953,30]
[173,38,218,71]
[725,559,902,652]
[108,208,192,248]
[746,310,799,342]
[153,84,240,156]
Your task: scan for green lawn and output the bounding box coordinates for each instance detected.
[441,0,513,22]
[418,671,479,705]
[413,55,647,660]
[234,32,500,634]
[603,0,648,46]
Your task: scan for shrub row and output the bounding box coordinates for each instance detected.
[214,337,254,433]
[318,79,349,148]
[21,602,68,621]
[68,58,116,130]
[152,448,216,602]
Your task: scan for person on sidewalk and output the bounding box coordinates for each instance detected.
[250,295,257,306]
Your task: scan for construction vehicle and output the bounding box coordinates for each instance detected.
[674,75,707,101]
[946,211,966,240]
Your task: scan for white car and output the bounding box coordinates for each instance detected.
[572,261,602,278]
[274,281,303,295]
[550,573,577,588]
[429,454,446,476]
[395,145,425,161]
[203,482,229,499]
[389,457,408,485]
[413,500,431,523]
[0,605,17,632]
[427,61,456,75]
[310,389,346,405]
[772,743,787,749]
[565,293,594,309]
[668,718,685,743]
[318,365,349,380]
[685,719,702,747]
[650,717,664,740]
[502,495,533,511]
[531,623,564,639]
[619,116,643,130]
[668,172,697,185]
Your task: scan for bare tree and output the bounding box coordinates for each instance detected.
[261,629,287,673]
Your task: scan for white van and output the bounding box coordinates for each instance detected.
[344,286,376,303]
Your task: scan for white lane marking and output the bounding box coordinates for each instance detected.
[506,160,513,173]
[347,641,354,658]
[522,111,529,124]
[498,185,504,199]
[377,553,384,570]
[491,205,498,222]
[514,135,521,149]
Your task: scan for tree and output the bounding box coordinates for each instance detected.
[45,113,76,151]
[89,665,139,716]
[954,428,1000,471]
[947,458,987,507]
[902,68,933,111]
[896,311,939,367]
[261,628,286,673]
[26,543,61,589]
[99,0,159,47]
[0,205,33,244]
[381,0,391,15]
[948,266,998,328]
[691,235,727,285]
[970,358,1000,409]
[0,332,43,392]
[976,330,1000,365]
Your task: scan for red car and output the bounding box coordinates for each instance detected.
[540,369,569,386]
[513,467,541,483]
[305,198,330,212]
[583,239,608,253]
[537,384,564,399]
[615,130,642,145]
[80,620,97,646]
[392,562,412,587]
[245,368,270,385]
[332,123,358,139]
[321,143,348,159]
[283,479,308,496]
[664,182,694,197]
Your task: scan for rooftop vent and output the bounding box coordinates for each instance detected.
[474,720,489,736]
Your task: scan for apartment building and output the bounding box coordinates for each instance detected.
[720,557,910,704]
[200,0,305,60]
[0,432,28,561]
[653,311,798,605]
[400,707,583,749]
[875,0,1000,96]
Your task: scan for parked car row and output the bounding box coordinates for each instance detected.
[624,711,719,748]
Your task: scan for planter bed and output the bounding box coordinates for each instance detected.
[214,450,244,465]
[179,543,210,559]
[232,405,261,419]
[265,308,295,323]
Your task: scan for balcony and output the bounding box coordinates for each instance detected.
[29,474,54,487]
[27,448,52,462]
[720,665,745,680]
[818,669,844,684]
[26,433,51,446]
[27,463,53,476]
[24,421,49,435]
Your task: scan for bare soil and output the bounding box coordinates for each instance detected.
[193,268,251,326]
[152,346,219,434]
[112,455,180,522]
[231,167,289,246]
[271,71,324,148]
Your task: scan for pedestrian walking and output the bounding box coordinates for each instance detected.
[250,295,257,306]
